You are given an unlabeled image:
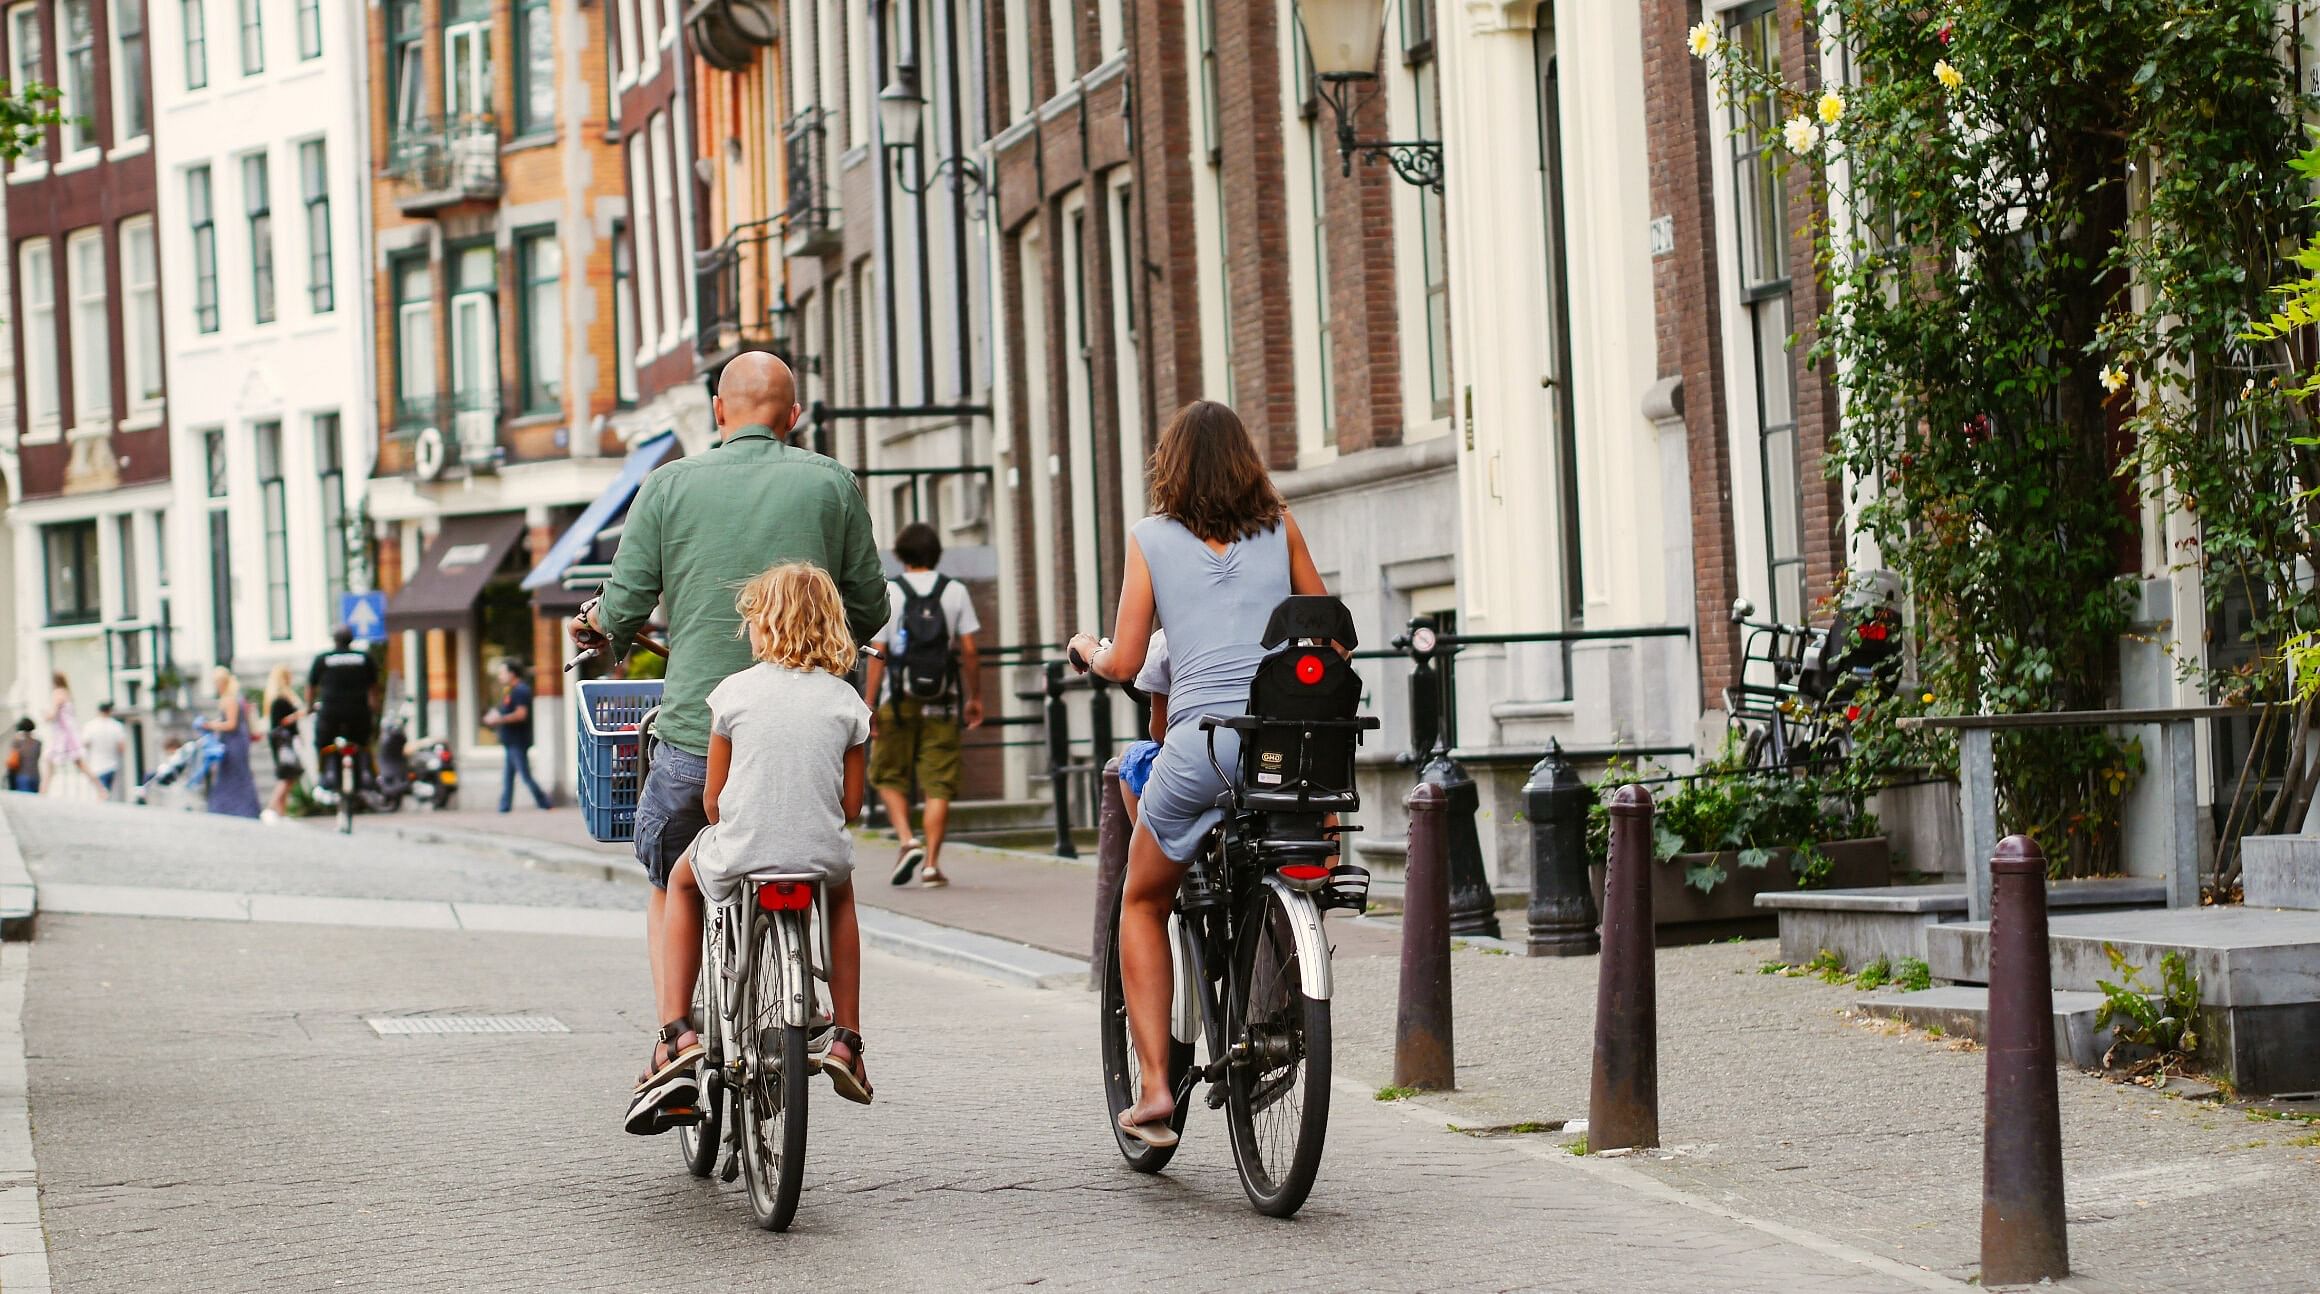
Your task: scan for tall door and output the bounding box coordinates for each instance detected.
[1535,24,1584,626]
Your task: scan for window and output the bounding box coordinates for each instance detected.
[115,512,138,619]
[151,508,168,591]
[444,2,491,120]
[1046,0,1077,86]
[313,413,348,608]
[448,243,496,415]
[235,0,259,73]
[65,227,109,422]
[8,4,43,167]
[1097,0,1119,57]
[612,219,638,403]
[59,0,94,156]
[1405,0,1449,418]
[613,0,637,83]
[119,216,161,410]
[254,420,290,639]
[112,0,149,142]
[203,430,233,665]
[1307,123,1334,444]
[298,139,330,312]
[18,239,56,430]
[392,255,434,424]
[292,0,314,58]
[387,0,418,131]
[625,133,659,347]
[516,227,561,412]
[243,151,274,324]
[515,0,551,134]
[42,521,99,625]
[187,165,218,332]
[1728,3,1805,621]
[649,112,682,340]
[179,0,204,88]
[203,425,226,495]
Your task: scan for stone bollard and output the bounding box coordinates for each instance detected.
[1982,834,2070,1285]
[1588,784,1658,1151]
[1395,780,1455,1090]
[1524,739,1599,956]
[1090,759,1128,991]
[1420,750,1503,940]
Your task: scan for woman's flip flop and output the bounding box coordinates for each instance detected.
[1117,1110,1179,1149]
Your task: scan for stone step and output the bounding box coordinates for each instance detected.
[1854,985,2118,1069]
[1757,876,2164,969]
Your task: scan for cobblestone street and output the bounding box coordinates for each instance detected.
[5,798,1938,1292]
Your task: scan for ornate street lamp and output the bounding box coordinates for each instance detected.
[1293,0,1445,193]
[878,68,986,197]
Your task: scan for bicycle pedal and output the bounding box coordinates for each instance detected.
[719,1150,740,1182]
[1205,1085,1229,1111]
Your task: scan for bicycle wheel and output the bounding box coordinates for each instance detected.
[1099,891,1194,1172]
[337,756,354,835]
[1223,884,1331,1218]
[736,911,809,1232]
[676,926,723,1179]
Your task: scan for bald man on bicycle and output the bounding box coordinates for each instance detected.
[573,352,888,1127]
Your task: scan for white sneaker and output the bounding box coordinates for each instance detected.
[260,810,281,824]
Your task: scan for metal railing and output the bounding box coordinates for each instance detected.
[695,216,788,359]
[784,108,838,245]
[1355,622,1696,767]
[385,114,501,206]
[390,388,502,457]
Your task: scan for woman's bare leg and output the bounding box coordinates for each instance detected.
[1118,821,1181,1124]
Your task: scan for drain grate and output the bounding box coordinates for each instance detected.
[367,1014,570,1036]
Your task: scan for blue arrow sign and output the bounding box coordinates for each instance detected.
[341,592,387,646]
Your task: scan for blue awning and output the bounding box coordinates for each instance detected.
[520,431,677,592]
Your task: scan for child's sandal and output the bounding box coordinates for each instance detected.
[821,1027,873,1105]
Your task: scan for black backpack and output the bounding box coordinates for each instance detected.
[891,575,958,703]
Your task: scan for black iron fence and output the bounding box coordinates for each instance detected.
[695,216,787,359]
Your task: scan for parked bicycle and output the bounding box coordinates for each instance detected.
[572,619,876,1232]
[1723,573,1904,773]
[1094,595,1376,1217]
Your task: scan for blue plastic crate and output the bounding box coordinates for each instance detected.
[575,679,664,843]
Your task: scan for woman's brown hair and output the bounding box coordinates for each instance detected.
[1147,400,1286,544]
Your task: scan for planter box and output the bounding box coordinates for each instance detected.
[1589,838,1891,941]
[2242,835,2320,912]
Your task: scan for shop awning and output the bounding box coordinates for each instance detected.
[384,512,529,633]
[520,432,677,596]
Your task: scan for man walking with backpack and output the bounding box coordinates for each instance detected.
[862,523,982,888]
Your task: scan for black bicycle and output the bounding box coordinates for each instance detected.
[1095,596,1375,1217]
[1724,582,1904,773]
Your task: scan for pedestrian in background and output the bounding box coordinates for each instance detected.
[262,665,306,822]
[483,660,553,812]
[41,674,102,800]
[6,720,39,794]
[201,668,262,820]
[862,522,983,889]
[82,702,128,800]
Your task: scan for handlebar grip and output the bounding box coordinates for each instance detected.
[1068,646,1090,672]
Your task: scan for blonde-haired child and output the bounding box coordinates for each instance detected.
[629,562,875,1134]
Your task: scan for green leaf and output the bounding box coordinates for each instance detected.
[1737,846,1774,871]
[1684,861,1728,895]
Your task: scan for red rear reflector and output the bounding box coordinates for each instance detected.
[1295,654,1325,685]
[757,882,813,911]
[1278,864,1331,882]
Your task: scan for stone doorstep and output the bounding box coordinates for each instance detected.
[2240,834,2320,911]
[1926,906,2320,1007]
[1854,985,2123,1069]
[1759,877,2167,970]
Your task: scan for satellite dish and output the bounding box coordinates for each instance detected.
[413,427,449,481]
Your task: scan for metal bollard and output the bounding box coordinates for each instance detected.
[1982,834,2070,1285]
[1588,784,1658,1151]
[1524,739,1598,956]
[1043,660,1078,858]
[1091,759,1129,990]
[1395,780,1455,1090]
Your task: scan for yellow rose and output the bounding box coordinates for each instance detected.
[1688,21,1717,59]
[1934,59,1963,91]
[1817,90,1844,125]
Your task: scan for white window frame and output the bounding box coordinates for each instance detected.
[625,131,659,354]
[56,0,98,165]
[19,238,59,437]
[394,256,435,414]
[634,0,656,77]
[109,0,150,151]
[65,225,110,426]
[119,215,162,421]
[444,16,490,119]
[1046,0,1077,89]
[648,111,681,347]
[613,0,638,87]
[8,3,46,175]
[1096,0,1120,58]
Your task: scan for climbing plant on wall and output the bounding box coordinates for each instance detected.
[1694,2,2312,881]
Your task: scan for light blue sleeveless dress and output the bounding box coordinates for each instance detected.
[1132,515,1291,863]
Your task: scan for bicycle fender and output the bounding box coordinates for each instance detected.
[1259,874,1334,1001]
[1168,914,1199,1046]
[778,911,816,1029]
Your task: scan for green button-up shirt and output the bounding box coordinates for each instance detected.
[598,426,888,756]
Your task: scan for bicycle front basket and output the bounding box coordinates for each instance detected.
[575,679,663,843]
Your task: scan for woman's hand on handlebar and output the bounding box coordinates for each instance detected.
[1066,633,1105,677]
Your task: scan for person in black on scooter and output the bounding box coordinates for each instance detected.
[307,626,380,794]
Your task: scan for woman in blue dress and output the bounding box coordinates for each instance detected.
[201,667,263,819]
[1068,400,1328,1148]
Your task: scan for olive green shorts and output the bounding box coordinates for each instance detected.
[870,699,964,801]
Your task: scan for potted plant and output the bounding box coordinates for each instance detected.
[1588,742,1890,936]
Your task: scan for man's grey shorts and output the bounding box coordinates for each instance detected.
[633,744,710,891]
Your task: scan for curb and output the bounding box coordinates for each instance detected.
[303,816,648,889]
[857,906,1088,991]
[0,805,36,942]
[0,942,52,1291]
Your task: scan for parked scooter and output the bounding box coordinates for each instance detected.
[311,712,458,822]
[406,731,458,809]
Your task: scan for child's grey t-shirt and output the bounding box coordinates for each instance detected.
[699,663,872,885]
[1134,629,1171,695]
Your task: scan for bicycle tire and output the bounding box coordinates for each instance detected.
[737,911,809,1232]
[1223,884,1331,1218]
[1099,889,1193,1172]
[676,926,723,1179]
[337,757,354,835]
[1739,725,1771,773]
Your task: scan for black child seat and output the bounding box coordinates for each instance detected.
[1197,595,1379,911]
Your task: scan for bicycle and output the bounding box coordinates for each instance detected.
[1723,582,1904,774]
[1092,595,1376,1217]
[317,737,360,835]
[572,614,872,1233]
